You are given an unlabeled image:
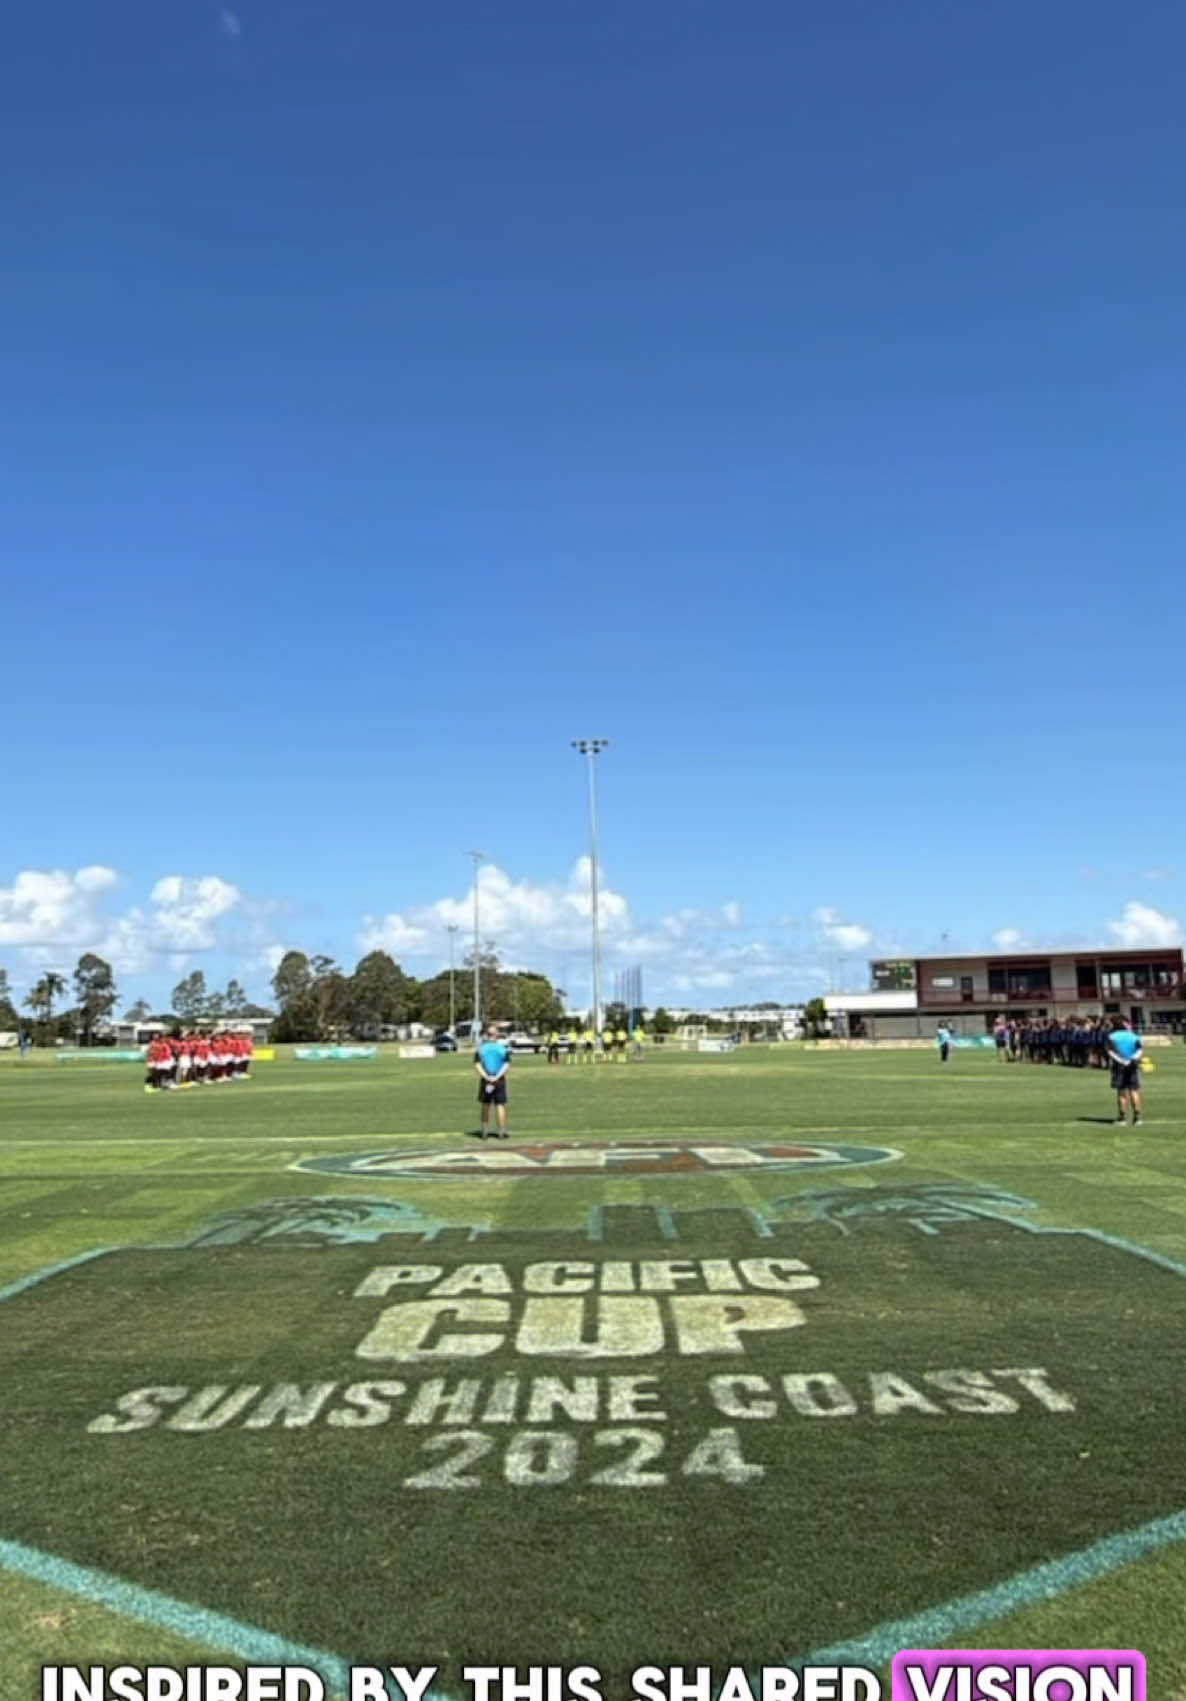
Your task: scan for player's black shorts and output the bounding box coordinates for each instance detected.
[479,1077,508,1105]
[1111,1061,1140,1092]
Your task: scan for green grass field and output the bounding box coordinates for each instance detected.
[2,1043,1184,1700]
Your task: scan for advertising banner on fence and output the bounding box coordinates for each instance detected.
[293,1046,378,1062]
[54,1049,147,1062]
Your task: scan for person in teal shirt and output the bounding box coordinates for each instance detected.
[474,1025,511,1139]
[1106,1019,1144,1126]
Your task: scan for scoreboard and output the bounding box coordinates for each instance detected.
[870,958,916,990]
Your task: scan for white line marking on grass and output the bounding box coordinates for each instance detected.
[0,1125,897,1146]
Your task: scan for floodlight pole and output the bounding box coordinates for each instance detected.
[571,739,608,1033]
[467,851,484,1038]
[447,923,459,1032]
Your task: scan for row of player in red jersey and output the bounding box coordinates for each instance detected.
[144,1032,254,1091]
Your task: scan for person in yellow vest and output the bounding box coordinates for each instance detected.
[582,1025,596,1063]
[566,1025,580,1063]
[615,1025,628,1061]
[600,1027,615,1062]
[632,1024,647,1061]
[547,1029,561,1065]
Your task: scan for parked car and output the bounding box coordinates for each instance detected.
[433,1030,459,1053]
[506,1032,542,1054]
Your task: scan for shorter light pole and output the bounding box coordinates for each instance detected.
[467,851,484,1038]
[447,924,459,1032]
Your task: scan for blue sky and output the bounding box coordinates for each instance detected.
[2,0,1184,1014]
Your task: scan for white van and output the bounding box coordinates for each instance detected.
[0,1032,19,1050]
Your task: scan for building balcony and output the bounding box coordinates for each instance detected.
[922,981,1184,1007]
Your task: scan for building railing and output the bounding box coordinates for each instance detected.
[922,981,1183,1006]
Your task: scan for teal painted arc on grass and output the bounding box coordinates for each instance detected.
[1078,1226,1186,1282]
[0,1536,463,1701]
[0,1536,353,1685]
[804,1505,1186,1669]
[954,1201,1186,1283]
[0,1246,117,1303]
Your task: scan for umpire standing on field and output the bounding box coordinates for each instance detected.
[1106,1017,1144,1127]
[474,1023,512,1140]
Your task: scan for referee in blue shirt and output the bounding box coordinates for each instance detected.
[1106,1018,1144,1126]
[475,1024,511,1140]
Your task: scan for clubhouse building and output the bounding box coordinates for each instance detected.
[826,947,1186,1040]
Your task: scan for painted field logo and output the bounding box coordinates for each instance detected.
[5,1188,1186,1694]
[293,1139,901,1179]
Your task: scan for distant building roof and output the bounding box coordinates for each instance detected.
[910,947,1182,963]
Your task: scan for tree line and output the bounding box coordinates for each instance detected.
[0,951,700,1048]
[0,956,121,1045]
[0,957,271,1045]
[268,948,570,1043]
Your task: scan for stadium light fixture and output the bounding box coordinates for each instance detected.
[571,739,608,1031]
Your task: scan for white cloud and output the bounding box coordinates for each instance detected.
[75,866,119,894]
[360,860,632,966]
[991,927,1030,950]
[352,865,882,1005]
[1106,901,1182,949]
[1143,867,1174,883]
[812,906,875,953]
[614,930,673,959]
[670,970,736,994]
[0,867,119,949]
[655,902,747,941]
[720,941,776,963]
[0,866,243,978]
[357,914,432,956]
[219,9,242,38]
[149,875,241,950]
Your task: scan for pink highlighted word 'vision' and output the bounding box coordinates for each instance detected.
[890,1651,1145,1701]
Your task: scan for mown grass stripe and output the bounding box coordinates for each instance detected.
[804,1506,1186,1667]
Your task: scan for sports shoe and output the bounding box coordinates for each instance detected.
[1132,1116,1142,1126]
[1116,1115,1126,1124]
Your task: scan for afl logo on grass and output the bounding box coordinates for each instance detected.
[292,1140,901,1179]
